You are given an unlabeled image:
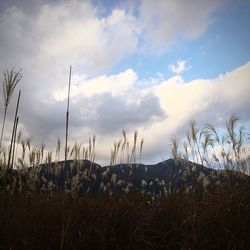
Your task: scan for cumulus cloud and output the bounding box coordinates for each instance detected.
[73,92,165,133]
[0,0,140,149]
[0,0,221,71]
[54,69,137,100]
[1,60,250,164]
[0,0,249,165]
[18,61,249,165]
[79,62,250,165]
[168,60,191,75]
[139,62,250,163]
[0,1,138,75]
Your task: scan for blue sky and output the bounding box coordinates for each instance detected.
[0,0,250,164]
[110,1,250,81]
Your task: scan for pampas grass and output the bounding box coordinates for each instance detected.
[171,114,250,174]
[0,68,22,148]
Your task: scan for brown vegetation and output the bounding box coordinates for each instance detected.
[0,184,249,250]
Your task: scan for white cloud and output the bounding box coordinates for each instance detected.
[0,1,138,75]
[54,69,137,101]
[0,58,249,165]
[138,0,221,51]
[94,62,250,165]
[168,60,191,75]
[0,0,221,70]
[0,0,249,165]
[0,0,221,78]
[140,61,250,162]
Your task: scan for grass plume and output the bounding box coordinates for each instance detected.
[0,68,22,148]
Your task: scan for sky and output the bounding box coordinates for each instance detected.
[0,0,250,165]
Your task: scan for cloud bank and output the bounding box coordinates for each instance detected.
[0,0,249,164]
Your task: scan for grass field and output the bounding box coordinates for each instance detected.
[1,183,250,250]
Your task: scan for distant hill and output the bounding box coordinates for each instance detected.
[3,159,248,197]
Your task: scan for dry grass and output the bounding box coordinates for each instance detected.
[171,114,250,174]
[0,184,249,250]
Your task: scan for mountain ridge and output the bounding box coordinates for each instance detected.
[2,158,247,197]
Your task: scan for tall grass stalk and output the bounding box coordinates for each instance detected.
[0,68,22,148]
[91,135,96,162]
[120,130,127,164]
[140,138,144,164]
[8,90,21,169]
[56,138,61,162]
[65,66,72,162]
[130,131,138,164]
[14,129,22,165]
[171,136,179,164]
[11,116,19,168]
[63,64,73,250]
[40,143,45,162]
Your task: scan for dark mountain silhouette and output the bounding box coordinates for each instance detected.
[4,158,247,197]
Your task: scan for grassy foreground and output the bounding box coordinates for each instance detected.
[1,183,250,250]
